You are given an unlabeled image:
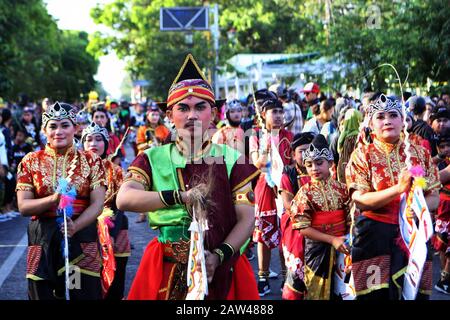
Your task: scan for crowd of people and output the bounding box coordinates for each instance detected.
[3,53,450,300]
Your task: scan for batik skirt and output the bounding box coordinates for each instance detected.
[351,216,433,300]
[253,174,280,249]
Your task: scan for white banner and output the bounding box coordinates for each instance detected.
[400,186,433,300]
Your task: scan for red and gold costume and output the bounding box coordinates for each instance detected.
[107,132,123,157]
[346,137,440,299]
[290,177,350,300]
[279,164,311,300]
[16,144,106,299]
[102,158,131,258]
[100,159,131,299]
[250,128,293,249]
[433,158,450,255]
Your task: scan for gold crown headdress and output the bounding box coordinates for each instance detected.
[302,134,333,162]
[367,93,402,120]
[303,144,334,162]
[42,102,77,129]
[81,122,109,142]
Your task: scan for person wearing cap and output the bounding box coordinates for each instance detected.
[346,94,440,300]
[269,84,303,136]
[290,134,352,300]
[249,88,293,296]
[301,82,320,121]
[211,99,245,154]
[278,132,315,300]
[129,102,147,155]
[134,104,171,223]
[16,102,107,300]
[108,101,122,135]
[117,54,260,300]
[407,96,436,156]
[82,122,131,299]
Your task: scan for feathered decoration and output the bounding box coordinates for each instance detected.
[185,168,215,300]
[97,208,116,297]
[409,165,425,178]
[186,203,209,300]
[55,176,77,300]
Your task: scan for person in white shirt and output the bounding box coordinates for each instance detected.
[302,99,334,135]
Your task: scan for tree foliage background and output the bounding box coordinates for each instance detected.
[89,0,450,99]
[1,0,449,101]
[0,0,99,102]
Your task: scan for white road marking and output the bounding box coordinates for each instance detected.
[0,245,28,247]
[0,233,28,288]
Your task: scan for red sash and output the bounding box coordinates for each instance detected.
[311,210,346,236]
[127,238,259,300]
[362,198,400,225]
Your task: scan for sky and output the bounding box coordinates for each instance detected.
[44,0,127,99]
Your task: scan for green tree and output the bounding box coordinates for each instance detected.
[50,31,100,101]
[327,0,450,92]
[88,0,215,100]
[0,0,100,102]
[89,0,450,98]
[88,0,324,100]
[0,0,61,100]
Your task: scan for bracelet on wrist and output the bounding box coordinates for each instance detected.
[213,248,225,264]
[174,190,184,205]
[159,190,185,207]
[214,242,235,265]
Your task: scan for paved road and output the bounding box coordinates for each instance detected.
[1,213,449,300]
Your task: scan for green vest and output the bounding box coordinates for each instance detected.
[144,143,241,243]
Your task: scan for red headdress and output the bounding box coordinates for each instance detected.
[160,54,225,111]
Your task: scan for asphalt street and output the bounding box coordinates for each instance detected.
[1,212,449,300]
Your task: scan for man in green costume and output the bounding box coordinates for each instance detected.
[117,54,260,300]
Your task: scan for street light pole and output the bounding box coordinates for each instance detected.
[211,3,220,97]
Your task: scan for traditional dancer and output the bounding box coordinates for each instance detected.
[136,103,170,154]
[116,54,260,300]
[290,134,351,300]
[212,99,246,154]
[82,122,131,299]
[250,88,293,296]
[279,132,314,299]
[16,102,106,300]
[346,94,440,299]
